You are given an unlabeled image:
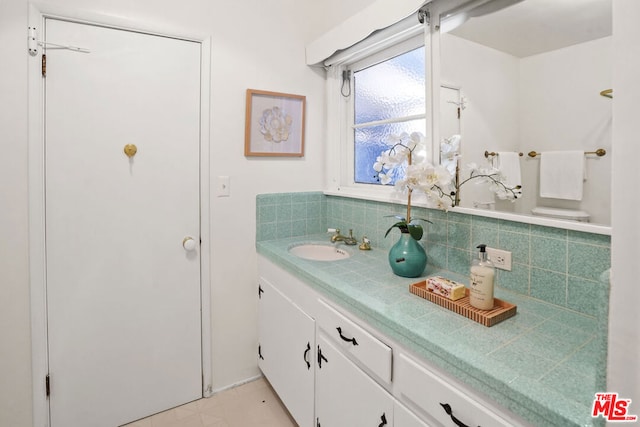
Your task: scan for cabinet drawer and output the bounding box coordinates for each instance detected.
[316,299,392,383]
[396,353,512,427]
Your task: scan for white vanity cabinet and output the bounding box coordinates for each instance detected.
[257,255,525,427]
[315,333,393,427]
[257,277,315,427]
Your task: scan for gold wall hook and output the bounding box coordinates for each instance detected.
[124,144,137,158]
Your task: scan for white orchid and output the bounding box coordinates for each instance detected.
[374,132,457,207]
[373,132,521,240]
[411,163,451,190]
[461,163,521,201]
[374,132,450,239]
[378,172,392,185]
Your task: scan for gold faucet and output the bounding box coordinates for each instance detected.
[329,228,358,245]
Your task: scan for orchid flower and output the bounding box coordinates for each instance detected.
[373,132,521,240]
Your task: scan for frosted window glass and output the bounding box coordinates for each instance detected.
[354,47,425,124]
[354,119,426,184]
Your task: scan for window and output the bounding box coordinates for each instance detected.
[320,15,429,199]
[352,43,426,185]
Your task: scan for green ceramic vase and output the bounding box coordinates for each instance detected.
[388,232,427,278]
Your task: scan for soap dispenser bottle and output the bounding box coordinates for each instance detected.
[470,244,495,310]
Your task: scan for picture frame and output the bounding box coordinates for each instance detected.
[244,89,306,157]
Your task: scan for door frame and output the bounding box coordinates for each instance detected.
[27,4,212,426]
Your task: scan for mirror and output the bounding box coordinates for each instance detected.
[438,0,612,228]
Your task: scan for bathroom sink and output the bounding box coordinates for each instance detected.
[288,243,351,261]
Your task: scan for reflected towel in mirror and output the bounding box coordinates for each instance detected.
[497,152,522,190]
[539,151,585,200]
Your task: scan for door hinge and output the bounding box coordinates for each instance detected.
[41,54,46,78]
[28,26,38,56]
[45,374,50,397]
[258,284,264,299]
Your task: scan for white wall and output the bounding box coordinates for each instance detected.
[0,1,33,425]
[519,37,612,225]
[0,0,347,425]
[440,33,520,209]
[442,33,612,225]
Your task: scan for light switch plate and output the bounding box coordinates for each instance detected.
[217,176,230,197]
[486,247,512,271]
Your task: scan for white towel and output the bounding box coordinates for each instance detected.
[539,151,585,200]
[497,152,522,189]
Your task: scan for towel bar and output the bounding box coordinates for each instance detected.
[527,149,606,158]
[484,151,523,158]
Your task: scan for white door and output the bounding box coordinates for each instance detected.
[439,85,462,175]
[44,18,202,427]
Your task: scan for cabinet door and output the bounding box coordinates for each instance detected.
[316,333,393,427]
[394,402,431,427]
[258,278,315,427]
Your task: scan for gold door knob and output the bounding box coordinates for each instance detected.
[124,144,137,158]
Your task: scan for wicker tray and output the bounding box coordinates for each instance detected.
[410,280,517,327]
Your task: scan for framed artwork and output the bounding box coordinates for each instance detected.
[244,89,306,157]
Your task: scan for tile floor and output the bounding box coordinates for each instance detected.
[122,377,297,427]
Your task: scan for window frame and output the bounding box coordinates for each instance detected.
[323,14,438,205]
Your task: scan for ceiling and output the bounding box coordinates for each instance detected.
[448,0,612,58]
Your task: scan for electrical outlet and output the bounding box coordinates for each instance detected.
[486,247,512,271]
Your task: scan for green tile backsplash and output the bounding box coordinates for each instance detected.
[256,192,611,318]
[256,192,326,240]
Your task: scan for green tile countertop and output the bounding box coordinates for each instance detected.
[257,234,606,427]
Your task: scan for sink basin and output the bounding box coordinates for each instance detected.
[288,243,351,261]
